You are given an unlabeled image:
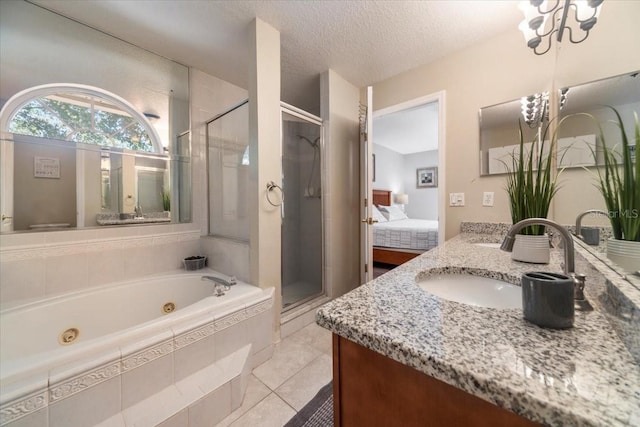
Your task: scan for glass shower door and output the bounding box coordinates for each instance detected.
[281,107,324,311]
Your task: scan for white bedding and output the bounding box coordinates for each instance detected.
[373,219,438,251]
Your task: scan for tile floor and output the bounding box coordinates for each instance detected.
[215,321,333,427]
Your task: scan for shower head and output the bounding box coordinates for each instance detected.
[298,135,320,148]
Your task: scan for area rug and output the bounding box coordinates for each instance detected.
[284,381,333,427]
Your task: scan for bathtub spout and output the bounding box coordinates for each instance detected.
[201,275,237,287]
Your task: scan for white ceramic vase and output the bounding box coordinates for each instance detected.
[606,238,640,274]
[511,234,550,264]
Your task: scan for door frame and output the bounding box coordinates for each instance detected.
[362,91,446,280]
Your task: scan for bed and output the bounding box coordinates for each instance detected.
[371,189,439,266]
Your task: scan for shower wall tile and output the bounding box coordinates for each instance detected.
[45,252,89,297]
[156,410,187,427]
[0,258,46,303]
[187,381,232,427]
[214,318,249,362]
[48,376,121,427]
[4,407,48,427]
[0,232,46,247]
[87,247,125,287]
[122,245,157,280]
[1,230,202,306]
[174,334,216,382]
[121,353,173,409]
[246,309,274,355]
[201,237,250,283]
[44,229,97,244]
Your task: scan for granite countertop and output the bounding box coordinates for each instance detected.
[316,232,640,427]
[96,217,171,225]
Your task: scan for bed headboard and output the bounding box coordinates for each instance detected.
[372,189,391,206]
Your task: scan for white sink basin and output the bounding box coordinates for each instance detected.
[417,274,521,309]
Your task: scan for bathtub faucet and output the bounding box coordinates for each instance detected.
[201,275,237,296]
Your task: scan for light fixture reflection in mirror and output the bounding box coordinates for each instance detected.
[478,92,549,176]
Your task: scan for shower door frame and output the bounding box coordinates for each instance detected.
[280,102,325,313]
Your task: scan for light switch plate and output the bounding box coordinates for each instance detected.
[449,193,465,206]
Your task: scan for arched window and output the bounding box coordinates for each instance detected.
[0,84,162,153]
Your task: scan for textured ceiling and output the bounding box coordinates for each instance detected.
[374,102,439,154]
[30,0,522,115]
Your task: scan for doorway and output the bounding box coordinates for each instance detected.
[362,91,446,281]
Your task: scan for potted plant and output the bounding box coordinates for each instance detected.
[591,107,639,273]
[504,120,560,263]
[161,190,171,213]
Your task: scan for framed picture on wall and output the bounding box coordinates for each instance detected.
[416,167,437,188]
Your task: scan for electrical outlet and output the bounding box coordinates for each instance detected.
[483,192,494,207]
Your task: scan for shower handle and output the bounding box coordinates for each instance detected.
[361,217,378,225]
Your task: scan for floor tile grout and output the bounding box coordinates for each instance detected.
[222,321,332,426]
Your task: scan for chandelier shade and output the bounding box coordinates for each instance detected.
[518,0,603,55]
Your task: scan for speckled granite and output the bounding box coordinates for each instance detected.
[95,212,171,225]
[317,232,640,427]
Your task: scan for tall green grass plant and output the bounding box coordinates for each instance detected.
[589,107,640,242]
[504,120,560,236]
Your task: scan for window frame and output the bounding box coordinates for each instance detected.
[0,83,163,153]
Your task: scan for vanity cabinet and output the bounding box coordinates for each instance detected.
[332,335,540,427]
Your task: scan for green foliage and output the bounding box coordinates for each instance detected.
[162,190,171,212]
[504,120,560,236]
[590,107,640,242]
[9,97,154,152]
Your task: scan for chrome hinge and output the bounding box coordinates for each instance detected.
[364,198,368,207]
[365,263,369,273]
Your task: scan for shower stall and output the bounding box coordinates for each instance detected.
[206,100,324,312]
[281,104,324,311]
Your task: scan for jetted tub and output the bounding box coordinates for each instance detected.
[0,269,274,427]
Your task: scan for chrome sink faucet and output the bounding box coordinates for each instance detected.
[574,209,608,240]
[501,218,586,300]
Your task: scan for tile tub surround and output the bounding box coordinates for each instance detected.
[316,233,640,427]
[0,286,275,427]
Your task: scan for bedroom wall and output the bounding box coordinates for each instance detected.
[366,0,640,240]
[372,144,438,220]
[404,150,438,220]
[372,143,404,195]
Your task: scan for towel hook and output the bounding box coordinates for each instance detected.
[266,181,283,207]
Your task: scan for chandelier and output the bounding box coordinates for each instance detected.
[518,0,604,55]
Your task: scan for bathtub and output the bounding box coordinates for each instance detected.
[0,269,275,427]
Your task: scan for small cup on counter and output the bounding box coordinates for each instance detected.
[521,272,574,329]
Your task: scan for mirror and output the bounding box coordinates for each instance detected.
[479,92,549,175]
[554,72,639,281]
[557,71,639,169]
[0,1,190,233]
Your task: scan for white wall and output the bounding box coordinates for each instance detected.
[373,144,438,220]
[372,144,404,194]
[321,69,361,299]
[404,150,438,220]
[367,0,640,239]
